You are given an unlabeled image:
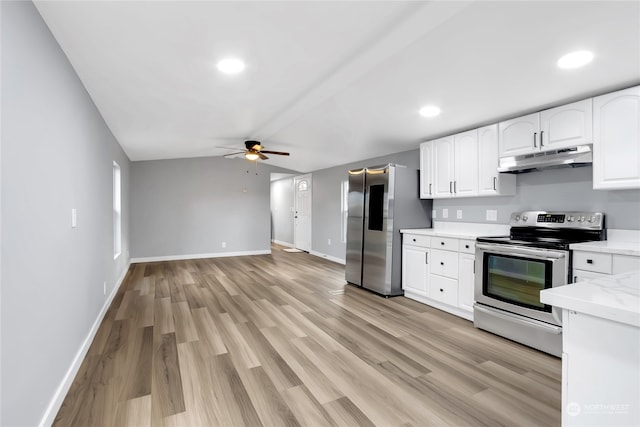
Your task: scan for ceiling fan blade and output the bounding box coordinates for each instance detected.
[260,150,290,156]
[258,152,269,160]
[223,151,245,157]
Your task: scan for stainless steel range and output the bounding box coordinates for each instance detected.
[474,211,606,356]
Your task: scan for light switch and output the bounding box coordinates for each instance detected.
[71,208,77,228]
[456,210,463,219]
[486,209,498,221]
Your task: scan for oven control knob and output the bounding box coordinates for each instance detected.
[568,216,574,222]
[515,215,521,221]
[522,215,528,221]
[588,216,595,223]
[577,216,583,222]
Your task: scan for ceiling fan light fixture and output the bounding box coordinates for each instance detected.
[245,151,259,161]
[216,57,245,74]
[557,50,593,69]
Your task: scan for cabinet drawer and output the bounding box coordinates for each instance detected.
[459,239,475,254]
[430,275,458,306]
[404,234,430,248]
[432,237,458,251]
[573,251,612,274]
[572,269,609,283]
[430,249,459,279]
[613,254,640,274]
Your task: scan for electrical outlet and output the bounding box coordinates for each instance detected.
[221,241,227,248]
[71,208,77,228]
[457,210,463,219]
[432,209,436,219]
[103,281,107,295]
[486,209,498,221]
[442,208,449,219]
[327,238,331,245]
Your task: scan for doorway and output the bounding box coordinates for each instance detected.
[293,174,312,252]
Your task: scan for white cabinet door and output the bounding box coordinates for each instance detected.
[478,124,516,196]
[454,129,479,197]
[593,86,640,190]
[402,245,429,296]
[458,253,475,314]
[419,141,433,199]
[499,112,540,157]
[540,99,593,151]
[433,136,455,198]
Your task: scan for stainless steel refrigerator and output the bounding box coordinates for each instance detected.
[345,164,432,296]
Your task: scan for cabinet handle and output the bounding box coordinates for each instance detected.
[449,181,453,194]
[454,181,457,193]
[540,130,544,147]
[573,276,577,283]
[412,238,416,242]
[493,176,497,191]
[440,288,444,292]
[440,262,444,266]
[440,242,445,246]
[587,259,593,264]
[429,183,432,195]
[473,260,476,274]
[425,253,429,264]
[533,132,537,148]
[465,244,469,249]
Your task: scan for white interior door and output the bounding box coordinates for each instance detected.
[294,174,312,252]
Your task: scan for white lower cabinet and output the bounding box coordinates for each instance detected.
[571,250,640,283]
[562,310,639,426]
[402,233,475,321]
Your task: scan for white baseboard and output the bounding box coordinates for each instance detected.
[130,249,271,263]
[39,261,131,427]
[309,250,346,265]
[272,239,295,248]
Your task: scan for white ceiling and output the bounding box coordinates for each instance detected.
[34,1,640,173]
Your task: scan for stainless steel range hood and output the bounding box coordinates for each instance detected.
[497,144,593,174]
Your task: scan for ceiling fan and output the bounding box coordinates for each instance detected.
[223,140,290,161]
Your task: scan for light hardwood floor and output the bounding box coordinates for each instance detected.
[54,245,561,426]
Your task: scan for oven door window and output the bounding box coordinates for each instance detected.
[483,253,552,312]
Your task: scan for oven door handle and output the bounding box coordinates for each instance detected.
[475,243,566,260]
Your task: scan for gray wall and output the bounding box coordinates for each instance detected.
[270,177,295,245]
[131,157,296,258]
[1,2,131,425]
[432,165,640,230]
[302,149,640,262]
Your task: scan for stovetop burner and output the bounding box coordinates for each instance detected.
[477,211,606,250]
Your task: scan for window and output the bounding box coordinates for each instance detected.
[297,179,309,191]
[113,161,121,259]
[341,179,349,242]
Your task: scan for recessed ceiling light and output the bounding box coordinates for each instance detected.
[557,51,594,69]
[419,105,441,118]
[216,58,245,74]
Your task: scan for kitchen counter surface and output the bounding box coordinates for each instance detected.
[570,240,640,256]
[401,221,509,239]
[540,270,640,328]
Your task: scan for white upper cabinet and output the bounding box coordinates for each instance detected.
[453,130,479,197]
[433,136,456,198]
[478,124,516,196]
[593,86,640,190]
[540,99,593,150]
[499,100,593,157]
[419,142,433,198]
[499,112,540,157]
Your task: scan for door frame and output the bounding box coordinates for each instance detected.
[293,174,312,252]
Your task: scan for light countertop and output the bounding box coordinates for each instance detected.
[400,221,509,239]
[570,240,640,257]
[540,270,640,328]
